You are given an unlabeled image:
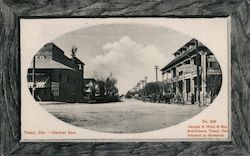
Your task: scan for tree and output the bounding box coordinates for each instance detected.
[143,82,160,96]
[105,73,118,96]
[91,71,106,82]
[91,71,119,97]
[206,75,222,102]
[158,82,173,94]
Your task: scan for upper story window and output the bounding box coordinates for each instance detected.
[35,55,46,59]
[179,71,183,76]
[173,68,176,77]
[188,45,193,50]
[184,60,190,64]
[78,64,82,70]
[210,62,219,69]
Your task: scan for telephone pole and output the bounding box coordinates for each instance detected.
[155,66,159,82]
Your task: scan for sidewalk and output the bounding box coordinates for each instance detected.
[39,101,66,105]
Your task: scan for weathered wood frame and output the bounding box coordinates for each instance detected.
[1,0,249,155]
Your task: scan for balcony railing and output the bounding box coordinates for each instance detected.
[164,67,221,83]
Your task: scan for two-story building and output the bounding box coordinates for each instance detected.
[161,39,222,105]
[27,43,85,102]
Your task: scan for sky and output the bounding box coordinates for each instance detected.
[52,24,191,94]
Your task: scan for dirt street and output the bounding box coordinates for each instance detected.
[41,99,205,133]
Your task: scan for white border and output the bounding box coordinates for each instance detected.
[20,17,230,142]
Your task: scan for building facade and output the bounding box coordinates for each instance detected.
[27,43,85,102]
[161,39,222,105]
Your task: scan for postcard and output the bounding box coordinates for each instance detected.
[20,17,230,141]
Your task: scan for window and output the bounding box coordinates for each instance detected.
[78,64,82,70]
[193,57,196,65]
[35,55,46,59]
[210,62,219,69]
[186,79,191,93]
[184,60,190,64]
[173,68,176,77]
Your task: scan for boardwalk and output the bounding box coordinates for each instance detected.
[41,99,205,133]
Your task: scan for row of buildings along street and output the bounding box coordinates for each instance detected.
[27,43,119,103]
[126,39,222,106]
[26,38,222,133]
[27,39,222,106]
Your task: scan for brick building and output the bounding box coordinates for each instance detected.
[27,43,85,102]
[161,39,222,105]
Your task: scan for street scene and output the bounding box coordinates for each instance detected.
[41,98,205,133]
[27,23,222,133]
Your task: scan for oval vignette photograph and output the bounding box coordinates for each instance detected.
[26,23,222,133]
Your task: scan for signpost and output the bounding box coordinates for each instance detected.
[177,64,197,73]
[51,82,60,96]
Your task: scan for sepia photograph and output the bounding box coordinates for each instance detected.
[2,0,249,155]
[26,22,223,133]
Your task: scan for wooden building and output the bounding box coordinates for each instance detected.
[27,43,85,102]
[161,39,222,105]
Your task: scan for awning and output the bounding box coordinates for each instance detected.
[28,75,50,88]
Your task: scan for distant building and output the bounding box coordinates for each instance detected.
[83,78,105,97]
[84,78,96,95]
[27,43,85,102]
[161,39,222,105]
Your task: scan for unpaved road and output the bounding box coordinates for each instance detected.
[41,99,205,133]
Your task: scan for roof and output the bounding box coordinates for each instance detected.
[29,58,75,71]
[173,39,196,55]
[44,42,65,53]
[84,78,96,83]
[161,40,209,72]
[72,57,85,65]
[161,49,196,72]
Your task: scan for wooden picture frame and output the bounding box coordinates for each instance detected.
[1,0,249,155]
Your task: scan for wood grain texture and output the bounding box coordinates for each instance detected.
[1,0,250,155]
[1,0,245,16]
[231,1,250,151]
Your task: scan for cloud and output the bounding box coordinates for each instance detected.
[90,36,167,94]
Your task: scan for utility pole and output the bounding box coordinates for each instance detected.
[155,66,159,82]
[32,56,36,97]
[137,82,140,91]
[144,77,147,96]
[195,39,201,106]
